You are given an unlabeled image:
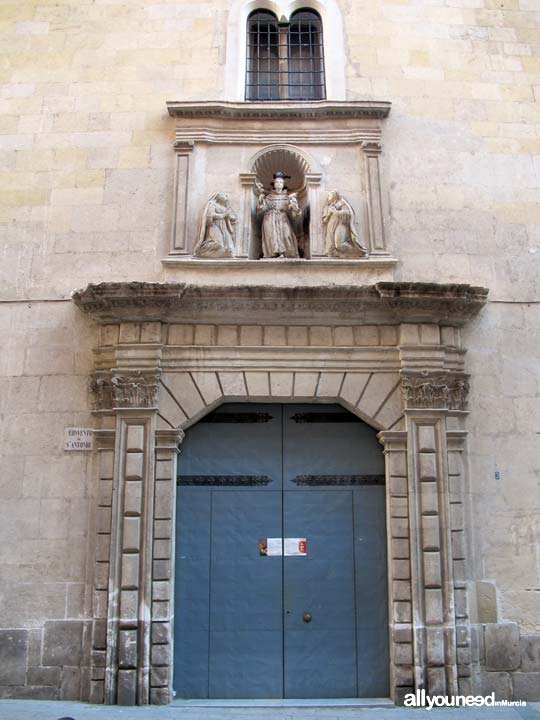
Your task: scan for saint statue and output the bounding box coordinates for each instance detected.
[322,190,368,258]
[255,171,302,258]
[193,192,237,258]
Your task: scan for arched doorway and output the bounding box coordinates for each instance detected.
[173,402,389,699]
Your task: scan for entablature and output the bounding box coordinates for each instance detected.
[73,281,488,328]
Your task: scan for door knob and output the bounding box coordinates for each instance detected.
[303,612,312,623]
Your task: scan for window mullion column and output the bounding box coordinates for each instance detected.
[278,24,289,101]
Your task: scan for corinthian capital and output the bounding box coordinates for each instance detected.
[401,371,469,411]
[90,372,161,410]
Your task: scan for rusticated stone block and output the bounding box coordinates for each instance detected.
[0,629,28,685]
[427,666,446,695]
[153,559,171,580]
[126,425,144,452]
[512,672,540,701]
[89,679,104,704]
[394,643,413,665]
[425,589,443,625]
[418,425,436,452]
[394,665,414,686]
[60,666,81,701]
[150,665,169,688]
[426,627,445,665]
[390,476,407,496]
[118,629,138,669]
[419,453,437,481]
[27,666,61,687]
[393,580,411,601]
[485,622,520,671]
[151,687,171,704]
[120,590,138,623]
[42,621,83,667]
[0,685,59,700]
[394,601,412,623]
[520,635,540,672]
[458,676,473,696]
[151,622,171,645]
[91,650,106,668]
[117,668,137,705]
[151,643,170,667]
[392,626,413,644]
[480,671,512,701]
[394,686,414,706]
[154,519,171,539]
[27,628,42,668]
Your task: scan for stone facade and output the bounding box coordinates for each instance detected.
[0,0,539,706]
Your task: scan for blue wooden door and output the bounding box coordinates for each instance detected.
[173,403,388,699]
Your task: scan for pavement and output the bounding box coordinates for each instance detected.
[0,700,539,720]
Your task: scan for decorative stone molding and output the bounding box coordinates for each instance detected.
[73,282,488,327]
[166,100,392,121]
[90,373,161,411]
[401,372,470,411]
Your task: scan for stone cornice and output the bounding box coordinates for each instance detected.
[166,100,392,121]
[73,282,488,327]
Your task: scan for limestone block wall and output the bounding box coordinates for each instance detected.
[0,302,96,698]
[0,0,538,703]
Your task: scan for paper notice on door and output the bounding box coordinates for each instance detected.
[284,538,307,556]
[260,538,283,556]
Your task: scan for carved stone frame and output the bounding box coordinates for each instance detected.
[75,282,487,705]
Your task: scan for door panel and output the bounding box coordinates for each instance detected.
[354,487,390,696]
[209,490,283,698]
[174,404,283,699]
[283,491,357,698]
[174,403,388,699]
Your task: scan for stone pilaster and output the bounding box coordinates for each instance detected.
[305,172,323,257]
[89,429,115,705]
[362,141,387,255]
[239,173,255,258]
[150,429,184,705]
[379,430,414,704]
[447,430,473,694]
[105,410,157,705]
[171,141,194,255]
[405,410,458,697]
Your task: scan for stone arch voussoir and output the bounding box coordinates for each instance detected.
[159,370,404,432]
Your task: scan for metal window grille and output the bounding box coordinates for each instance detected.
[246,9,326,102]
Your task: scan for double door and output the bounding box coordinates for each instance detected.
[173,404,389,699]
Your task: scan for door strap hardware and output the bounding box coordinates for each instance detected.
[177,474,272,486]
[290,412,361,423]
[200,412,274,423]
[291,474,385,486]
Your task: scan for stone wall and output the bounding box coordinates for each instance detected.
[0,0,539,703]
[476,624,540,702]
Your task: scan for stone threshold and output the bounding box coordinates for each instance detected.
[172,698,394,707]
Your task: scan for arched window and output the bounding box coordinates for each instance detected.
[246,8,326,101]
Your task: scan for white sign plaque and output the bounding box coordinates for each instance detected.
[260,538,307,556]
[284,538,307,556]
[64,427,94,451]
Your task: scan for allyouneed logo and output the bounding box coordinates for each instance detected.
[404,690,526,710]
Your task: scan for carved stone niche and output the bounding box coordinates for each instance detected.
[240,144,321,259]
[164,101,394,265]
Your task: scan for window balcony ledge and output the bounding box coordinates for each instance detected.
[166,100,392,121]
